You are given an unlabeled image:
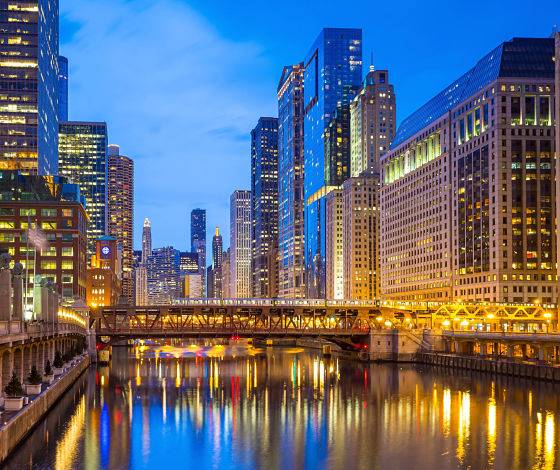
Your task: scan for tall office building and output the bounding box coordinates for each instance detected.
[58,55,68,122]
[277,63,305,299]
[58,122,108,258]
[342,176,380,300]
[230,190,251,298]
[190,208,206,296]
[554,32,560,286]
[212,227,223,298]
[146,246,181,304]
[250,117,279,298]
[142,218,152,263]
[86,236,122,308]
[135,217,151,305]
[325,189,343,300]
[107,144,134,305]
[381,37,557,304]
[303,28,363,298]
[350,67,396,177]
[222,248,231,298]
[0,0,60,175]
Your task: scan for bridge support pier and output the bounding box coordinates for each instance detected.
[87,329,97,363]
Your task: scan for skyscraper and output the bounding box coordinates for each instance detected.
[190,208,206,296]
[251,117,279,298]
[555,32,560,286]
[212,227,223,298]
[58,55,68,122]
[142,218,152,263]
[107,144,134,305]
[325,188,343,300]
[277,63,305,299]
[146,246,181,304]
[0,0,60,175]
[303,28,363,298]
[350,67,396,177]
[342,176,380,300]
[230,190,251,298]
[58,122,108,258]
[135,217,151,305]
[381,37,557,304]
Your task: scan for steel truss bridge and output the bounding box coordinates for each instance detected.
[90,300,558,342]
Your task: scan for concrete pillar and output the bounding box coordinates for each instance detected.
[493,342,500,356]
[538,346,546,362]
[13,348,23,381]
[506,344,515,358]
[12,263,24,321]
[1,350,13,396]
[479,342,488,356]
[0,260,12,320]
[23,346,32,378]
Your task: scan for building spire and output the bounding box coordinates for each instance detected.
[215,226,220,237]
[369,51,375,72]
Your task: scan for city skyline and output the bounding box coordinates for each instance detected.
[59,0,559,250]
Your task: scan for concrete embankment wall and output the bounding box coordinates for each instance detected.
[417,353,560,382]
[0,355,90,463]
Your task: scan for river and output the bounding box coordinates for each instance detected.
[4,341,560,469]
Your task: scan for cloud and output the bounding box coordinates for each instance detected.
[60,0,276,250]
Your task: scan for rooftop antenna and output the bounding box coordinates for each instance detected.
[552,24,558,37]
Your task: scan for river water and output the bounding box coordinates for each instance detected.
[4,342,560,469]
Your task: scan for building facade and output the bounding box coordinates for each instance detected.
[342,176,380,300]
[58,122,108,258]
[325,188,343,300]
[230,190,251,298]
[107,145,134,304]
[277,63,305,299]
[135,265,148,305]
[0,0,60,175]
[350,68,396,177]
[190,208,206,296]
[250,117,278,298]
[86,236,121,307]
[222,248,231,298]
[142,218,152,264]
[58,55,68,122]
[303,28,362,298]
[146,246,180,304]
[0,171,88,306]
[212,227,223,298]
[381,37,557,304]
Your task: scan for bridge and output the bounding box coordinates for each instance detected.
[90,299,558,345]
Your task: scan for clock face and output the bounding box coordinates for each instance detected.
[101,246,110,256]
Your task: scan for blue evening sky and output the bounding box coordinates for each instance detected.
[60,0,559,253]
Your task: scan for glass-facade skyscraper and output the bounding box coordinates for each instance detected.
[190,208,206,296]
[303,28,362,298]
[250,117,278,298]
[0,0,60,175]
[58,122,108,258]
[58,55,68,122]
[278,63,305,299]
[146,246,181,304]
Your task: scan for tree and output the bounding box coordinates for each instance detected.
[4,372,24,397]
[27,366,42,385]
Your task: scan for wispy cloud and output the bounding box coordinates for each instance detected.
[60,0,276,249]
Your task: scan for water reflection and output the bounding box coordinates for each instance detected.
[5,343,560,470]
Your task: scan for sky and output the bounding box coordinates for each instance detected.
[59,0,560,253]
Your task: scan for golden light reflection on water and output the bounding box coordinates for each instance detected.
[55,394,86,470]
[9,344,560,470]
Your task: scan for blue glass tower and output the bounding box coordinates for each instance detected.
[251,117,278,297]
[58,55,68,122]
[0,0,60,175]
[303,28,362,298]
[190,208,206,296]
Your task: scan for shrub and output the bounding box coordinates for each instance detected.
[53,351,64,368]
[44,360,53,376]
[4,372,24,397]
[27,366,42,385]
